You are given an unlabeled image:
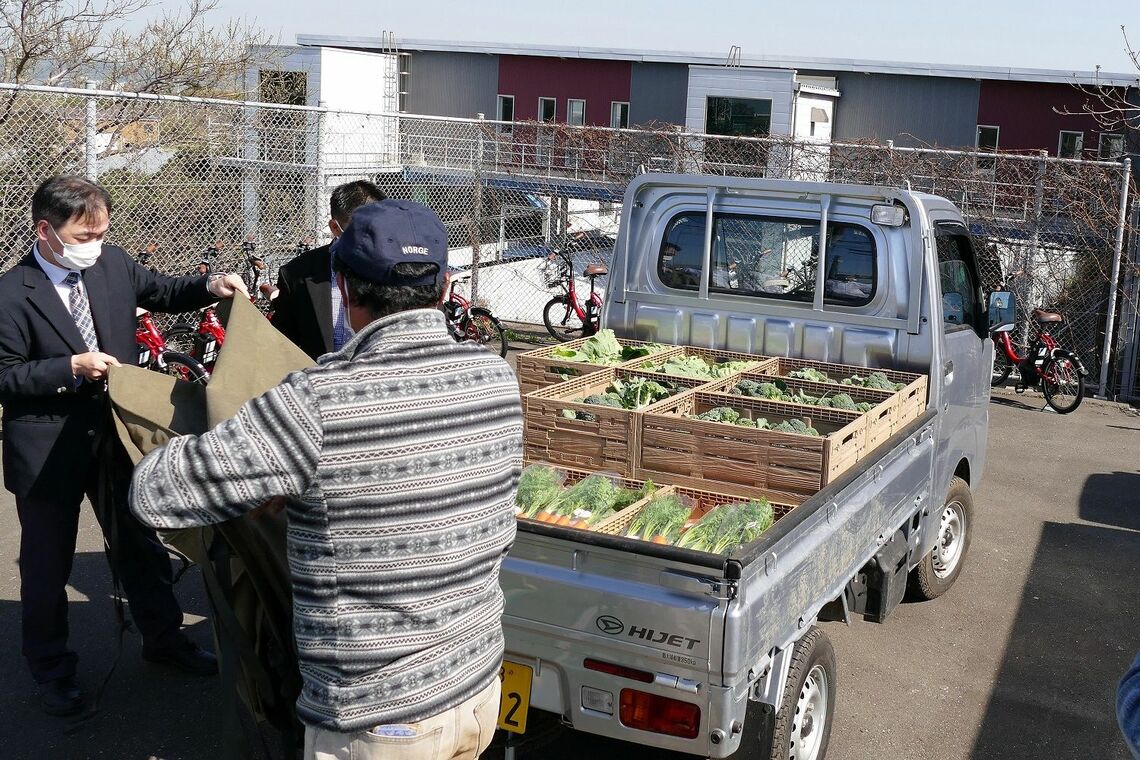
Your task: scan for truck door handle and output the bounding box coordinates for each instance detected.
[943,360,954,376]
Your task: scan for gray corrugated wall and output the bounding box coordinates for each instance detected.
[629,63,689,127]
[833,73,980,148]
[404,51,499,119]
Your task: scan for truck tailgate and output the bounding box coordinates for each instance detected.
[501,532,730,753]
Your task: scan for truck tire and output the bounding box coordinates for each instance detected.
[731,627,837,760]
[907,476,973,601]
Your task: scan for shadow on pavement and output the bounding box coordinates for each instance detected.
[971,521,1140,760]
[988,395,1043,412]
[1080,471,1140,532]
[0,549,222,760]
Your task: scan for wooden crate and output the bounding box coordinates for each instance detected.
[765,357,928,430]
[619,346,777,385]
[522,464,798,551]
[523,368,708,477]
[516,337,675,395]
[704,372,897,454]
[637,391,866,505]
[517,466,662,530]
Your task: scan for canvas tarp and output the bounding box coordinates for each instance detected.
[109,296,313,759]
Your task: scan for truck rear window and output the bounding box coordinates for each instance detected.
[657,212,877,306]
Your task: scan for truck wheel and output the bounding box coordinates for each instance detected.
[907,476,973,601]
[773,627,836,760]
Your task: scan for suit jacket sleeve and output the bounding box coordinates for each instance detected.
[269,265,302,346]
[0,308,76,400]
[124,248,215,313]
[129,371,324,529]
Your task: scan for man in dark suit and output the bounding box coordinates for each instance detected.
[272,180,386,360]
[0,175,248,716]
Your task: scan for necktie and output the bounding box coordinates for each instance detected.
[63,271,100,352]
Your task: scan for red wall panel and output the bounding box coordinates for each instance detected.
[498,55,632,125]
[977,80,1118,156]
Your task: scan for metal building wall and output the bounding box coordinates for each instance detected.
[629,62,689,127]
[403,51,499,119]
[833,72,979,148]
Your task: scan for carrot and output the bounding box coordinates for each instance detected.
[535,510,555,522]
[651,535,669,544]
[568,518,589,529]
[556,514,573,526]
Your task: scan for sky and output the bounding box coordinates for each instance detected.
[199,0,1140,75]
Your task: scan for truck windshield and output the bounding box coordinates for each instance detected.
[657,211,877,306]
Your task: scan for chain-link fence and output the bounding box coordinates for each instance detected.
[0,82,1135,396]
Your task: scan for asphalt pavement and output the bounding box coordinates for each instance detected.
[0,382,1137,760]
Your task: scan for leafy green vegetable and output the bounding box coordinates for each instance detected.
[558,475,618,516]
[772,418,819,436]
[734,379,788,400]
[611,480,657,512]
[788,367,830,383]
[549,330,669,367]
[823,392,858,411]
[641,355,756,380]
[563,377,679,420]
[621,342,670,361]
[516,465,565,518]
[841,371,904,391]
[692,406,742,424]
[675,499,775,554]
[626,492,691,542]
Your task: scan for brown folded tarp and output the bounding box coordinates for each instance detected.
[109,297,313,759]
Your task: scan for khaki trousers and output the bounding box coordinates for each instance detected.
[304,678,502,760]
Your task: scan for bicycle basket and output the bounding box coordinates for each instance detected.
[542,259,569,289]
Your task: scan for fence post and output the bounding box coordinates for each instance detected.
[1117,201,1140,401]
[470,113,484,304]
[314,103,326,242]
[1097,157,1133,398]
[1021,151,1049,350]
[241,103,259,242]
[84,80,98,180]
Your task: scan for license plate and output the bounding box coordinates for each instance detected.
[498,661,533,734]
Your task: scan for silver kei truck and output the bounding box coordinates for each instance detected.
[499,175,1017,760]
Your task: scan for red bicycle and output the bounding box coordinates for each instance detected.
[990,276,1087,413]
[136,308,209,385]
[441,270,508,357]
[542,245,607,341]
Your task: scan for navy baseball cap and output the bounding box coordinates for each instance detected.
[331,199,448,286]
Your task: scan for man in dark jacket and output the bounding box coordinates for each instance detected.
[271,180,386,360]
[0,175,246,716]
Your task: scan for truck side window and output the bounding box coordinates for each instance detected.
[658,213,707,290]
[935,227,983,332]
[657,211,876,306]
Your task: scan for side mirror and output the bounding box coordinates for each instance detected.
[988,290,1017,333]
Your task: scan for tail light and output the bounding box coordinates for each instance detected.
[619,688,700,739]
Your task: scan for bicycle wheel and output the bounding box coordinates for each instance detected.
[991,351,1014,387]
[1041,355,1083,414]
[543,296,584,341]
[163,322,198,357]
[462,307,509,358]
[159,350,210,386]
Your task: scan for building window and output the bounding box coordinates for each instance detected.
[497,95,514,134]
[497,95,514,122]
[1058,131,1084,159]
[610,101,630,129]
[976,125,1000,152]
[1099,133,1125,160]
[706,96,772,137]
[567,99,586,126]
[538,97,556,123]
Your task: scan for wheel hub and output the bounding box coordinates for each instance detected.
[931,502,965,579]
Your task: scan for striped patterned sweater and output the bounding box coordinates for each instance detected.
[129,308,522,732]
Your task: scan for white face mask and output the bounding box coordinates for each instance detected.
[50,226,104,270]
